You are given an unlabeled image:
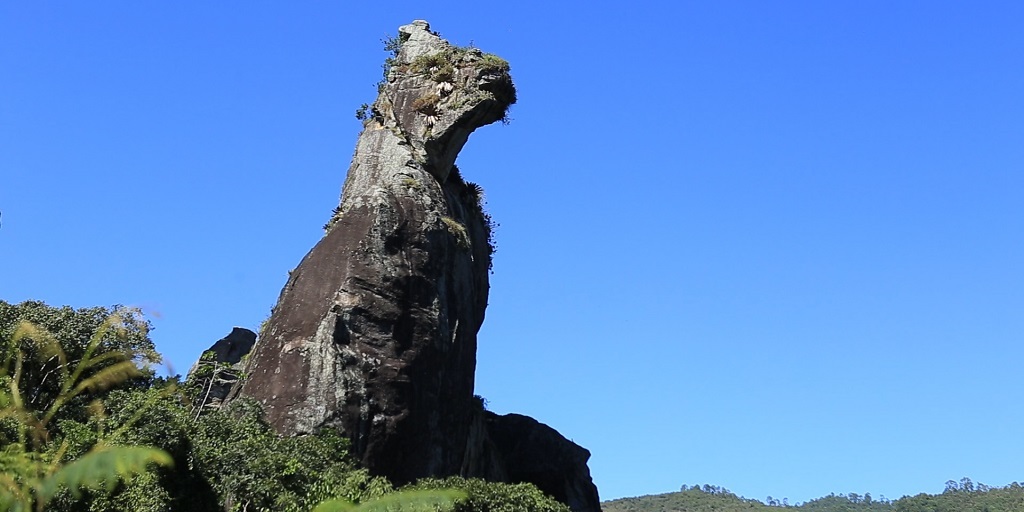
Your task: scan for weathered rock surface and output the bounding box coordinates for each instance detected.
[187,327,256,413]
[230,20,600,512]
[474,412,602,512]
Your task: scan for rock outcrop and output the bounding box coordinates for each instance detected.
[230,21,600,512]
[472,412,601,512]
[187,327,257,413]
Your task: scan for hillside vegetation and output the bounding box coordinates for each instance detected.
[0,300,569,512]
[603,480,1024,512]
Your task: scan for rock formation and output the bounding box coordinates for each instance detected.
[187,327,256,414]
[472,412,602,512]
[230,21,600,512]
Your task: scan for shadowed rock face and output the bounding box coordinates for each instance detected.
[187,327,257,413]
[471,412,602,512]
[231,20,600,512]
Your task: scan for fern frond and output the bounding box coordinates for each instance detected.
[73,360,143,395]
[12,321,67,371]
[76,350,132,370]
[41,361,142,427]
[38,445,172,502]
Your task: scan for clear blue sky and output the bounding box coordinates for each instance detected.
[2,1,1023,505]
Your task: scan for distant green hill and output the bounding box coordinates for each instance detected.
[603,479,1024,512]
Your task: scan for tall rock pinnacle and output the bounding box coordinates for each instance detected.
[232,21,600,512]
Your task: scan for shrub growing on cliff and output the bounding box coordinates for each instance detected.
[464,181,499,269]
[378,33,408,91]
[409,52,456,83]
[479,53,510,74]
[324,205,344,233]
[441,216,471,251]
[411,94,441,115]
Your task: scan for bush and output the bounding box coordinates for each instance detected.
[190,399,391,512]
[408,477,570,512]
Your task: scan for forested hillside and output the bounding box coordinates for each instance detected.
[603,480,1024,512]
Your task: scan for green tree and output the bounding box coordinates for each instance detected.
[0,307,171,512]
[188,398,391,512]
[0,300,159,425]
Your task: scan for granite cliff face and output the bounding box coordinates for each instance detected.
[231,21,600,512]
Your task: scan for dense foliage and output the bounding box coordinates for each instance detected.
[895,479,1024,512]
[0,300,574,512]
[603,480,1024,512]
[0,300,159,422]
[0,301,170,511]
[409,477,570,512]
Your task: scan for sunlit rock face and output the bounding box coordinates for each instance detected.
[230,20,599,512]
